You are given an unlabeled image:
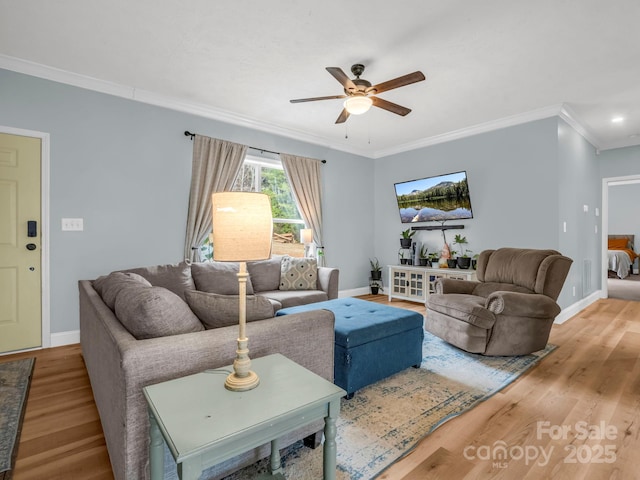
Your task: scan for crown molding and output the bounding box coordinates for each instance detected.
[0,54,368,157]
[557,104,601,149]
[0,54,609,158]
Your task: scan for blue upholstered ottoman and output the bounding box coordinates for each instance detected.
[276,298,424,398]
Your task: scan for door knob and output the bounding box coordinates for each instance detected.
[26,243,37,251]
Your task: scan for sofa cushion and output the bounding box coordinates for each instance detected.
[471,282,533,299]
[184,290,274,329]
[279,256,317,291]
[247,256,282,292]
[427,293,496,329]
[114,285,204,339]
[123,261,195,300]
[191,261,255,295]
[93,272,152,310]
[257,290,328,309]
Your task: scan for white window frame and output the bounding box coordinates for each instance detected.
[238,154,305,228]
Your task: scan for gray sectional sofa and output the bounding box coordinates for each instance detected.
[79,256,339,480]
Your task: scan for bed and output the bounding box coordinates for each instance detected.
[608,235,638,279]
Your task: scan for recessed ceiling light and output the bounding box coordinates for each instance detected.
[611,116,624,123]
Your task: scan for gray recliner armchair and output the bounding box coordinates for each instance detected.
[426,248,573,356]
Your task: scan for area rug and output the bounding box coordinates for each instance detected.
[0,357,35,480]
[167,333,556,480]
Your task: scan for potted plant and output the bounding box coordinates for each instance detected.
[398,249,409,264]
[369,257,382,280]
[418,245,429,266]
[457,250,472,269]
[472,253,479,270]
[428,252,440,268]
[453,234,470,269]
[399,228,415,248]
[370,279,383,295]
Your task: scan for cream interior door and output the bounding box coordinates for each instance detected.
[0,133,42,353]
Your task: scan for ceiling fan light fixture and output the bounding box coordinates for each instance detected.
[344,96,373,115]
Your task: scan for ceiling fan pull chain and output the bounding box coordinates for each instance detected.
[345,123,348,139]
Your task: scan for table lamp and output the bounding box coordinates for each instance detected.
[300,228,313,258]
[211,192,273,391]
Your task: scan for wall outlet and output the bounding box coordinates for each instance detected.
[61,218,84,231]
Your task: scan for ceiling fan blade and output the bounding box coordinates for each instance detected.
[368,71,426,95]
[326,67,357,91]
[335,108,350,124]
[371,97,412,116]
[290,95,346,103]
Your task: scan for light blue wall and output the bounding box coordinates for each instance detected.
[374,118,603,309]
[0,68,374,333]
[1,65,627,335]
[374,119,560,286]
[599,145,640,178]
[556,119,601,305]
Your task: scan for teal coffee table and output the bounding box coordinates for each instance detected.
[143,354,346,480]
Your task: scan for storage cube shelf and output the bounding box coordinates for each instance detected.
[388,265,477,303]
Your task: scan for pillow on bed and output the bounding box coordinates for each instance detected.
[608,238,629,250]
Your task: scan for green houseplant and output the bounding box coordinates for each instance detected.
[369,278,383,295]
[418,245,429,266]
[369,257,382,280]
[399,228,415,248]
[453,234,471,269]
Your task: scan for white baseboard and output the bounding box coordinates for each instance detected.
[554,290,603,324]
[50,330,80,347]
[339,287,370,298]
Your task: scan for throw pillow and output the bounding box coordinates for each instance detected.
[123,261,195,300]
[247,256,282,292]
[184,290,274,329]
[94,272,152,310]
[279,256,318,291]
[114,284,203,339]
[191,261,255,295]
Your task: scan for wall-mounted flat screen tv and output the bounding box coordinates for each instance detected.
[394,170,473,223]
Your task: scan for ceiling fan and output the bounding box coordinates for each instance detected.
[290,64,426,124]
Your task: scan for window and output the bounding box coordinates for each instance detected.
[232,155,306,257]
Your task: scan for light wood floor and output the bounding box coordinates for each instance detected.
[4,296,640,479]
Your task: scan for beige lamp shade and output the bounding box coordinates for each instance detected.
[211,192,273,262]
[300,228,313,245]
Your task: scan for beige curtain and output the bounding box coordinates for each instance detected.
[184,135,247,261]
[280,153,324,264]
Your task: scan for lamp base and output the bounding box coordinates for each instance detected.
[224,370,260,392]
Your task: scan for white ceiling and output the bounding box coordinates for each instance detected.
[2,0,640,158]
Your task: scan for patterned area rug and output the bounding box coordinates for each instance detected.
[168,333,556,480]
[0,358,35,480]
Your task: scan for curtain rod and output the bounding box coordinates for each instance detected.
[184,131,326,163]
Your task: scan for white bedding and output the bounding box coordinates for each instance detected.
[608,250,632,279]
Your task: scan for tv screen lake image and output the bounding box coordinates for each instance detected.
[395,171,473,223]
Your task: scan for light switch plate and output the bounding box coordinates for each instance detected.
[62,218,84,231]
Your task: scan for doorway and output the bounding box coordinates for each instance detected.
[0,126,50,354]
[602,174,640,301]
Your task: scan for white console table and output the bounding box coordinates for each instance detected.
[388,264,477,303]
